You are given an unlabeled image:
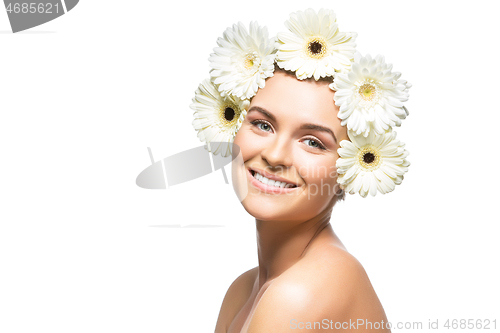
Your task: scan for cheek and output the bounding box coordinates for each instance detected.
[233,127,250,159]
[296,151,337,181]
[297,153,339,195]
[234,125,263,161]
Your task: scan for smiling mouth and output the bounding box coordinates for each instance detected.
[250,170,297,189]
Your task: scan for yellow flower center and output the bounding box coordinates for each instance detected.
[219,103,241,127]
[358,83,377,101]
[304,36,328,59]
[357,145,381,170]
[243,54,256,70]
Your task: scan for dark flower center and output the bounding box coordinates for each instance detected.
[363,152,375,164]
[224,107,235,121]
[309,41,323,54]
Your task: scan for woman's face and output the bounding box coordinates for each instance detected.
[233,70,348,222]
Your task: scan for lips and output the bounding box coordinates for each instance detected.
[250,169,297,188]
[247,168,299,194]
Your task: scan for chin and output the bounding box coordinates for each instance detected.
[240,195,285,221]
[239,194,325,222]
[240,196,294,221]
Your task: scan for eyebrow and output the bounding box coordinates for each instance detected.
[248,106,337,143]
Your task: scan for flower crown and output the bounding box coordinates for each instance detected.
[190,8,411,198]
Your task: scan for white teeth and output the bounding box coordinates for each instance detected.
[253,172,294,189]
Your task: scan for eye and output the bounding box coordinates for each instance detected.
[303,138,326,150]
[251,120,273,132]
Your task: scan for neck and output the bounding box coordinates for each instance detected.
[255,207,340,289]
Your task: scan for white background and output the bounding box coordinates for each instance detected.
[1,0,499,332]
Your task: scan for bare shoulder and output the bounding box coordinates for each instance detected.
[214,266,258,333]
[248,245,390,332]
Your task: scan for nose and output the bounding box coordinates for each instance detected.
[260,134,293,168]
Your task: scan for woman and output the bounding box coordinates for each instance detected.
[190,8,410,333]
[215,68,390,333]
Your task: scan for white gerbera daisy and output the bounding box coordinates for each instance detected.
[331,53,411,137]
[336,129,410,197]
[209,21,276,100]
[275,8,357,80]
[190,79,249,157]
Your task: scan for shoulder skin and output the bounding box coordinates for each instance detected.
[247,246,390,333]
[214,267,258,333]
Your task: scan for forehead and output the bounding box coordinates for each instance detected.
[250,71,339,125]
